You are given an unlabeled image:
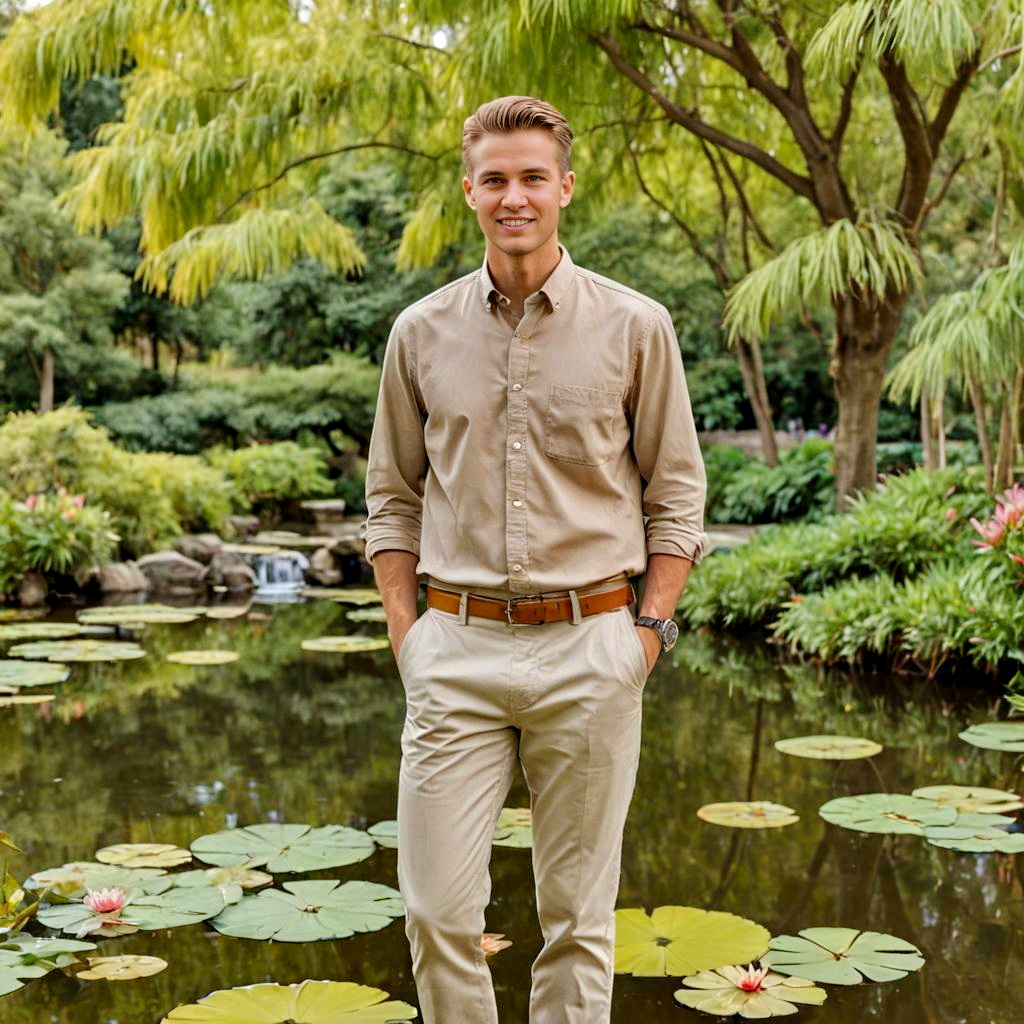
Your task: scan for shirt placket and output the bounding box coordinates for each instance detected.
[504,300,546,593]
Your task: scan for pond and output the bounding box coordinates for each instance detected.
[1,596,1021,1023]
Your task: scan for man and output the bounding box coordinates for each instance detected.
[365,96,707,1024]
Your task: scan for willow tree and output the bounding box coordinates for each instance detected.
[408,0,1021,501]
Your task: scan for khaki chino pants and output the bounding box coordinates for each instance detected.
[396,597,649,1024]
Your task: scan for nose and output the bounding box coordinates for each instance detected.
[502,183,527,209]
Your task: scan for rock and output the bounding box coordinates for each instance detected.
[331,520,366,558]
[97,561,149,593]
[173,533,223,565]
[300,498,348,536]
[206,550,257,591]
[17,572,48,608]
[136,551,208,594]
[228,514,260,539]
[306,546,343,586]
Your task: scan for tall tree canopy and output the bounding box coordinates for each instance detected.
[2,0,1021,500]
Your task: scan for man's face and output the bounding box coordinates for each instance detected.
[462,129,575,260]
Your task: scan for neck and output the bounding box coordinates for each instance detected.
[486,238,562,308]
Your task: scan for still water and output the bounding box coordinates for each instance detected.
[1,598,1021,1023]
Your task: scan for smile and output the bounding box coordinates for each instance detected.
[498,218,533,227]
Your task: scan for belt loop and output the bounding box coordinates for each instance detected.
[458,592,469,625]
[568,589,582,626]
[505,598,514,627]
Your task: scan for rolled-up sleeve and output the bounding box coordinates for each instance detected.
[364,316,427,562]
[629,308,708,564]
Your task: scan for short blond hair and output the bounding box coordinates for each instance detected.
[462,96,573,175]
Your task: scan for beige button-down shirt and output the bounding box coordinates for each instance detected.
[364,248,707,594]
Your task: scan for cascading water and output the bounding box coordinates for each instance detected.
[250,551,310,600]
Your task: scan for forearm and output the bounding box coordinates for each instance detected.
[371,549,420,655]
[638,552,693,619]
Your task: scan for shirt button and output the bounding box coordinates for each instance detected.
[512,499,523,508]
[511,563,523,572]
[512,383,523,392]
[512,441,522,450]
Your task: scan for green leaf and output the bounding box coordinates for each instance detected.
[210,880,404,942]
[819,793,957,834]
[302,588,382,605]
[0,935,96,997]
[300,636,390,653]
[958,722,1024,752]
[493,807,533,848]
[912,785,1022,814]
[675,965,827,1017]
[346,607,387,623]
[696,802,799,829]
[160,979,417,1022]
[24,861,166,898]
[191,823,375,872]
[367,820,398,849]
[924,825,1024,853]
[0,661,70,688]
[614,906,770,977]
[166,650,239,665]
[77,954,168,981]
[78,604,201,626]
[0,623,83,641]
[774,735,882,760]
[7,640,146,663]
[763,928,925,984]
[95,844,193,868]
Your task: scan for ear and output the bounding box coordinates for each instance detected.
[462,175,476,210]
[559,170,575,209]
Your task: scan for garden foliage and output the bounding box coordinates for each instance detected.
[205,442,333,510]
[683,468,1019,676]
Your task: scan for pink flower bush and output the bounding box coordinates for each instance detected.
[970,483,1024,581]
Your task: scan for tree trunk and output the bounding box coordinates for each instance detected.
[831,294,906,506]
[733,335,779,466]
[39,350,55,413]
[968,373,994,492]
[920,383,937,471]
[150,335,160,372]
[995,382,1014,491]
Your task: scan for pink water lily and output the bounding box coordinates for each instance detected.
[736,964,769,991]
[480,932,512,956]
[83,887,127,915]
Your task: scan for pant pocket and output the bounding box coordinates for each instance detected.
[617,608,650,692]
[397,609,432,679]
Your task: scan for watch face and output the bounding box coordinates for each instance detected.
[662,620,679,652]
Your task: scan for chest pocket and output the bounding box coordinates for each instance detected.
[543,383,629,466]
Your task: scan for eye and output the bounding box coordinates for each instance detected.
[482,176,503,185]
[526,175,544,183]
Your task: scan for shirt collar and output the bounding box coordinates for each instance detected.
[478,245,575,314]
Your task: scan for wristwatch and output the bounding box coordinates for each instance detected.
[635,616,680,654]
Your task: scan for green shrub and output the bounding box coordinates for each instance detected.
[702,444,752,520]
[0,407,234,556]
[206,442,333,508]
[0,489,117,598]
[712,439,834,524]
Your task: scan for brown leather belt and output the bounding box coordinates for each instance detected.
[426,584,633,625]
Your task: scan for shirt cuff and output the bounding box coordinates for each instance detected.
[646,529,709,567]
[364,530,421,564]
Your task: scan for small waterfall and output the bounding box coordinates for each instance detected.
[250,551,310,600]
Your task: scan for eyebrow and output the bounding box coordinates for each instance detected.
[478,167,551,177]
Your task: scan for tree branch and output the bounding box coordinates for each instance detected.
[929,54,980,153]
[831,60,861,156]
[912,152,967,234]
[373,32,449,54]
[215,140,439,221]
[979,43,1022,73]
[595,32,816,201]
[717,150,777,254]
[699,139,731,270]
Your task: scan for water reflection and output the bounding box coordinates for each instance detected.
[1,609,1020,1022]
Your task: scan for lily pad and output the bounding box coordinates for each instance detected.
[0,693,55,707]
[160,979,417,1022]
[614,906,770,976]
[300,636,390,653]
[166,650,240,665]
[912,784,1023,814]
[819,793,956,834]
[24,861,167,897]
[0,623,82,641]
[675,965,827,1017]
[7,640,146,663]
[368,820,398,849]
[303,587,382,605]
[697,802,799,829]
[205,606,250,619]
[958,721,1024,752]
[77,605,199,626]
[924,824,1024,853]
[346,607,388,623]
[0,662,70,688]
[493,807,533,848]
[191,823,375,873]
[774,735,883,759]
[95,843,193,869]
[763,927,925,984]
[38,880,224,936]
[77,954,168,981]
[0,935,96,997]
[210,879,404,942]
[172,864,271,902]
